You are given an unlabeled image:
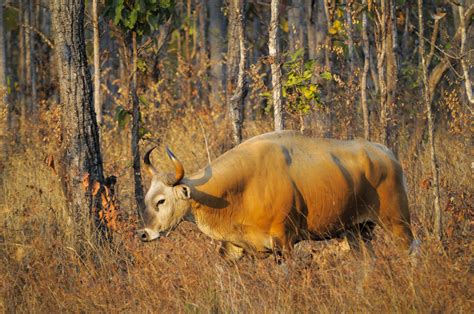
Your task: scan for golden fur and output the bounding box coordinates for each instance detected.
[139,131,414,259]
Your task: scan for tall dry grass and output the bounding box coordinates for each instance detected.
[0,101,472,312]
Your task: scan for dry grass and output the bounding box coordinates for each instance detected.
[0,103,472,313]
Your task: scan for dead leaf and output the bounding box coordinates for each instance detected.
[91,181,101,196]
[82,173,90,191]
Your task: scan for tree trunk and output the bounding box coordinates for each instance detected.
[306,0,327,62]
[417,0,442,240]
[306,0,316,60]
[458,1,473,104]
[322,0,333,73]
[208,0,226,107]
[288,0,305,54]
[0,0,8,162]
[402,5,410,58]
[269,0,284,131]
[18,0,25,118]
[20,0,35,120]
[361,0,370,140]
[227,0,247,145]
[131,31,146,213]
[385,0,398,147]
[51,0,106,250]
[374,0,389,145]
[322,0,333,135]
[92,0,102,124]
[344,0,355,73]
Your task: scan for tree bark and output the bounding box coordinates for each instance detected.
[51,0,106,249]
[131,31,146,213]
[92,0,102,124]
[18,0,25,117]
[402,5,410,58]
[208,0,226,107]
[374,0,394,146]
[458,1,473,104]
[361,0,370,140]
[0,0,8,162]
[288,0,305,54]
[344,0,355,73]
[427,5,473,103]
[417,0,442,240]
[227,0,247,145]
[306,0,327,62]
[385,0,398,147]
[269,0,284,131]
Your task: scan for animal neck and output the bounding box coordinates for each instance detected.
[181,168,242,241]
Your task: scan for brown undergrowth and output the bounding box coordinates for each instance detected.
[0,103,472,312]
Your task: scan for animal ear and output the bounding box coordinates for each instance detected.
[174,184,191,200]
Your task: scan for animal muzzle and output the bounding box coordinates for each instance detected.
[136,228,161,242]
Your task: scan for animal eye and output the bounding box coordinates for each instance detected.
[156,199,165,209]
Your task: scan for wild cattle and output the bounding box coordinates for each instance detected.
[137,131,417,260]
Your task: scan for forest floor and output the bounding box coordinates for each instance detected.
[0,111,472,312]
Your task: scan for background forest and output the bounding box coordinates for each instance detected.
[0,0,472,312]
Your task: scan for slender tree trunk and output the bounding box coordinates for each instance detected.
[374,0,389,145]
[458,1,473,104]
[92,0,102,124]
[227,0,247,145]
[322,0,333,74]
[344,0,355,73]
[402,5,410,58]
[197,2,208,102]
[31,0,37,112]
[0,0,6,90]
[369,45,380,93]
[0,0,8,162]
[269,0,284,131]
[51,0,106,249]
[417,0,442,240]
[385,0,398,147]
[361,0,370,140]
[322,0,333,135]
[306,0,316,60]
[208,0,226,107]
[131,31,146,213]
[18,0,25,117]
[20,0,35,119]
[307,0,327,63]
[288,0,305,54]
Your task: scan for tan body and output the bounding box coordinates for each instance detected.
[138,131,414,260]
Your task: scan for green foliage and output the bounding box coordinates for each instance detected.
[281,49,323,116]
[115,104,150,139]
[105,0,175,36]
[3,7,19,32]
[115,105,131,128]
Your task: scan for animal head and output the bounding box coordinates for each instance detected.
[136,147,192,242]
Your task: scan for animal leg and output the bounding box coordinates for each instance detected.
[377,180,414,251]
[219,241,244,261]
[346,221,376,258]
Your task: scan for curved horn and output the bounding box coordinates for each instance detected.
[166,146,184,184]
[143,146,158,176]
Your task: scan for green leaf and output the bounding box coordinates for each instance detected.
[139,127,150,139]
[127,8,138,29]
[137,58,147,72]
[320,71,332,81]
[115,106,131,128]
[159,0,172,8]
[113,1,124,25]
[138,95,149,106]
